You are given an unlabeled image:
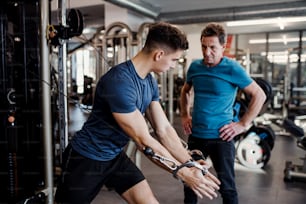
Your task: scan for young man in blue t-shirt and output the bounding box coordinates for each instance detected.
[180,23,266,204]
[55,22,221,204]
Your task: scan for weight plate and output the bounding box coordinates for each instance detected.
[242,78,273,106]
[67,9,84,37]
[233,99,248,122]
[254,78,273,104]
[246,125,276,150]
[283,161,293,182]
[259,139,271,167]
[236,134,271,169]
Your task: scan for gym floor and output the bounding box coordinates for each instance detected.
[67,104,306,204]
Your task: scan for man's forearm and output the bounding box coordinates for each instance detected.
[158,125,192,163]
[180,92,190,117]
[240,94,266,127]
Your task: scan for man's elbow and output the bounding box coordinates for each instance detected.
[259,88,267,105]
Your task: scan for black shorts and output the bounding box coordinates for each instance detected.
[55,144,145,204]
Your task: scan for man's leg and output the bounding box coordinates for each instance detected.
[183,135,209,204]
[183,185,198,204]
[105,152,158,204]
[55,145,106,204]
[121,180,159,204]
[209,140,238,204]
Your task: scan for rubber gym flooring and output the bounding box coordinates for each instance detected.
[67,104,306,204]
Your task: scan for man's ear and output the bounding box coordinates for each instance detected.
[153,49,164,61]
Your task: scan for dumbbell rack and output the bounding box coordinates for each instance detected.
[284,138,306,182]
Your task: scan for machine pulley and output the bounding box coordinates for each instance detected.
[48,9,84,46]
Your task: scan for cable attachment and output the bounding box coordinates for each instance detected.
[143,147,178,170]
[143,147,208,179]
[172,160,208,179]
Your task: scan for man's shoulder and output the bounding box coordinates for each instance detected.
[110,61,131,72]
[103,61,133,79]
[191,59,203,65]
[221,56,237,65]
[189,59,203,70]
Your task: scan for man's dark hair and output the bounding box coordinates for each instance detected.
[201,23,226,45]
[144,22,189,53]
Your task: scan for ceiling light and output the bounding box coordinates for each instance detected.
[249,37,306,44]
[104,0,160,18]
[260,51,289,56]
[226,17,306,30]
[260,51,306,64]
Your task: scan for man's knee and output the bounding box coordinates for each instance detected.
[121,180,159,204]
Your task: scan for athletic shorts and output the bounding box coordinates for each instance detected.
[55,144,145,204]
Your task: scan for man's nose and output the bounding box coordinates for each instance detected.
[204,48,211,56]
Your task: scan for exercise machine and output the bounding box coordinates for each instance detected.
[253,113,306,181]
[0,1,45,203]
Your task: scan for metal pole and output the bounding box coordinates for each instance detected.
[58,0,69,162]
[40,0,54,203]
[265,33,269,80]
[297,30,303,87]
[245,48,250,75]
[283,50,290,118]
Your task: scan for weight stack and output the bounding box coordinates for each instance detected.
[0,1,44,203]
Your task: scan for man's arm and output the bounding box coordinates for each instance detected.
[144,101,221,199]
[239,81,267,127]
[113,108,177,162]
[180,83,192,118]
[145,101,192,164]
[180,83,193,134]
[219,80,266,141]
[113,102,220,200]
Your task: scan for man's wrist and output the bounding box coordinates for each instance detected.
[180,110,190,117]
[173,159,193,179]
[239,120,251,131]
[173,159,208,180]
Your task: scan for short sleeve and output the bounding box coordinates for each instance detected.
[102,74,137,113]
[231,62,253,89]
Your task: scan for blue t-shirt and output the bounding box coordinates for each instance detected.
[186,57,252,139]
[71,60,160,161]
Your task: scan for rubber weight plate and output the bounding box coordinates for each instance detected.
[254,78,273,104]
[245,125,276,150]
[67,9,84,37]
[244,78,273,106]
[233,99,248,122]
[236,133,271,169]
